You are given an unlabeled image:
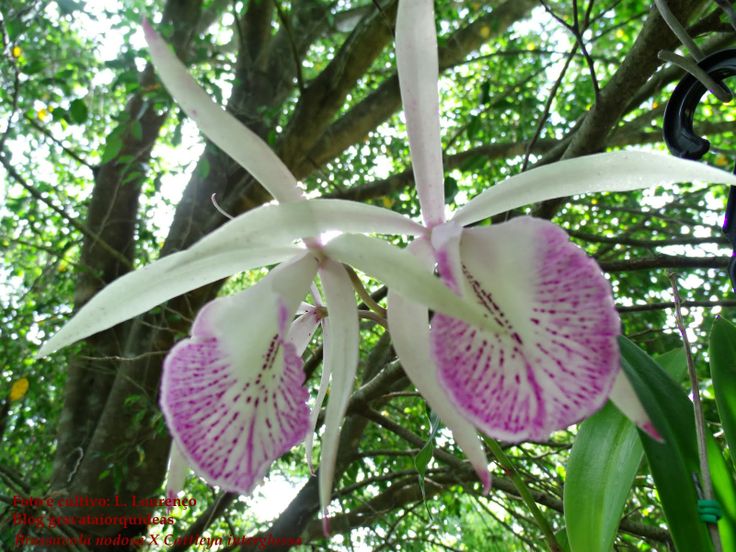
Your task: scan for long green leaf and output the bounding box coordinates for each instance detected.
[709,317,736,468]
[565,402,643,552]
[620,337,736,551]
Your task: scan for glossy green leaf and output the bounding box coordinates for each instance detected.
[654,347,687,382]
[565,401,643,552]
[620,337,736,552]
[709,317,736,467]
[554,529,571,552]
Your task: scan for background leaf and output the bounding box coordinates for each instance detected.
[564,402,643,552]
[709,317,736,467]
[621,337,736,551]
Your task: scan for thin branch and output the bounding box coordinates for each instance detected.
[346,265,387,318]
[272,0,305,92]
[522,44,578,172]
[653,0,705,60]
[599,255,728,273]
[668,272,722,551]
[484,438,561,552]
[567,229,728,248]
[24,115,95,170]
[617,299,736,314]
[0,154,132,269]
[658,50,731,102]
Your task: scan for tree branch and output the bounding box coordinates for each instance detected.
[293,0,537,178]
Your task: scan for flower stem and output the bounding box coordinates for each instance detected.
[484,437,561,552]
[668,271,722,552]
[345,264,387,318]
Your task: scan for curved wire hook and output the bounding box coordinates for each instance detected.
[663,48,736,159]
[662,48,736,292]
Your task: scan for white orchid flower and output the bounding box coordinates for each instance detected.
[37,20,503,533]
[38,3,736,535]
[386,0,736,490]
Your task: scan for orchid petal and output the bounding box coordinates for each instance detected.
[287,308,322,355]
[432,217,620,441]
[143,21,302,203]
[323,233,502,334]
[452,151,736,226]
[387,237,490,491]
[304,339,330,475]
[39,245,301,356]
[609,369,662,441]
[161,253,318,494]
[183,199,424,259]
[165,442,190,504]
[292,306,325,473]
[317,260,359,535]
[395,0,445,227]
[430,221,465,295]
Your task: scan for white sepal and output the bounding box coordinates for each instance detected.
[387,237,490,492]
[39,246,301,356]
[165,441,190,504]
[453,151,736,226]
[323,233,502,334]
[143,21,303,203]
[396,0,445,226]
[609,369,662,440]
[317,260,359,535]
[182,199,424,259]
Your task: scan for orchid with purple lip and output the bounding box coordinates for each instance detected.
[385,0,736,488]
[37,1,736,536]
[38,20,500,532]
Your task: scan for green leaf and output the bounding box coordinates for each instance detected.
[466,115,482,140]
[130,120,143,142]
[709,317,736,467]
[5,20,19,41]
[69,98,88,124]
[100,135,123,165]
[444,176,458,203]
[655,347,687,382]
[414,411,441,506]
[56,0,83,14]
[565,402,642,552]
[620,337,736,552]
[554,529,571,552]
[21,59,45,75]
[480,81,491,105]
[51,107,68,122]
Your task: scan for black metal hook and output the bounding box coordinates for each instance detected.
[663,48,736,158]
[662,48,736,293]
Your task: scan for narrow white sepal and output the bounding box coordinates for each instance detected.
[39,246,301,356]
[323,233,502,334]
[609,369,662,440]
[182,199,424,260]
[387,238,491,492]
[317,260,359,534]
[287,308,321,355]
[396,0,445,226]
[453,151,736,226]
[143,21,303,203]
[305,329,331,475]
[165,441,190,504]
